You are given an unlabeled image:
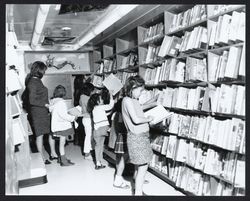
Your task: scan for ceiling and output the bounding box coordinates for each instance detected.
[6,4,189,51]
[7,4,109,50]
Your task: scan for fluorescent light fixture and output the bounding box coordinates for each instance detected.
[31,4,50,49]
[62,27,71,31]
[74,4,138,50]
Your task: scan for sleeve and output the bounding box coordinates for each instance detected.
[57,102,75,122]
[28,82,48,107]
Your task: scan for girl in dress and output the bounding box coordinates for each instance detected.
[122,75,154,195]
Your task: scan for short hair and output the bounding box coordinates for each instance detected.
[81,82,95,96]
[53,85,66,98]
[30,61,47,79]
[123,75,145,98]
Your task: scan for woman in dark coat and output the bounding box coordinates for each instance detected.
[23,61,57,164]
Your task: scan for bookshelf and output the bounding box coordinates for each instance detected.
[90,4,245,196]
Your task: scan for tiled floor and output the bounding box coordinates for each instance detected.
[19,144,184,196]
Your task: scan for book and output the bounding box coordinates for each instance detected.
[236,12,245,41]
[224,46,242,79]
[166,135,177,159]
[144,105,172,125]
[102,73,123,95]
[68,105,83,116]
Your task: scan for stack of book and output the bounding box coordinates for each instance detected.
[208,45,244,81]
[179,26,207,52]
[169,5,207,32]
[208,12,245,46]
[151,135,165,153]
[139,88,161,104]
[142,22,164,42]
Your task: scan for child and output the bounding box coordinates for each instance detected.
[49,85,77,166]
[112,95,130,189]
[87,90,114,169]
[122,75,154,195]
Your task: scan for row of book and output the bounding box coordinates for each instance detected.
[118,53,138,69]
[208,5,244,17]
[178,26,207,53]
[116,72,138,85]
[151,134,243,183]
[151,135,245,187]
[155,84,245,115]
[143,57,207,84]
[163,114,245,154]
[208,11,245,46]
[150,154,245,195]
[168,5,207,33]
[208,44,245,81]
[142,45,161,64]
[141,22,164,43]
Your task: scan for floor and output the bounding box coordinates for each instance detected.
[19,143,184,196]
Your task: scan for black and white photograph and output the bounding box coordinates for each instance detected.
[5,3,245,196]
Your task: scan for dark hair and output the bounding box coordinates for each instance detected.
[30,61,47,79]
[53,85,66,98]
[81,82,95,96]
[100,87,110,104]
[123,75,145,98]
[87,93,100,113]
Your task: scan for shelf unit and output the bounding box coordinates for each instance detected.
[91,4,245,196]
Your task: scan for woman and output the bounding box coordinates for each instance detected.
[79,82,95,159]
[122,75,154,195]
[22,61,57,164]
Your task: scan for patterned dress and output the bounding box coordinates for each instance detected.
[122,97,153,165]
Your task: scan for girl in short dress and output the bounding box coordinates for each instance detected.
[49,85,77,166]
[122,75,154,195]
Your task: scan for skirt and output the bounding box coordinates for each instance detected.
[114,133,127,154]
[127,131,153,165]
[53,127,75,137]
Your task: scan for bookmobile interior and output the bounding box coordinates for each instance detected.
[6,4,245,196]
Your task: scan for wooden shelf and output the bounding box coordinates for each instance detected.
[117,65,139,73]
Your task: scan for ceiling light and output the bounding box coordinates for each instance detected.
[62,27,71,31]
[55,4,61,11]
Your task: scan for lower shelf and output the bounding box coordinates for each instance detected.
[18,152,48,188]
[148,167,194,196]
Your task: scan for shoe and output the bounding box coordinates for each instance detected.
[66,159,75,165]
[44,159,51,165]
[60,155,74,166]
[133,179,149,184]
[49,156,58,161]
[84,155,93,160]
[95,164,106,170]
[113,182,130,189]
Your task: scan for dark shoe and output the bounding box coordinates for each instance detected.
[49,156,58,161]
[44,159,51,165]
[67,159,75,165]
[95,164,106,170]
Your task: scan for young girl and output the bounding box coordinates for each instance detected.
[49,85,77,166]
[122,75,154,195]
[87,90,114,169]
